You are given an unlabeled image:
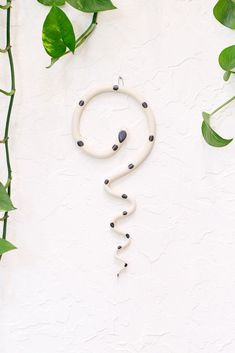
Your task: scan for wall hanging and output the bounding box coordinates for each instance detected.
[37,0,116,68]
[202,0,235,147]
[72,81,156,276]
[0,0,17,256]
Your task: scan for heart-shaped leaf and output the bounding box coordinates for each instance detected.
[66,0,116,12]
[219,45,235,72]
[201,112,233,147]
[214,0,235,29]
[42,6,75,58]
[0,238,17,255]
[38,0,65,5]
[0,182,15,212]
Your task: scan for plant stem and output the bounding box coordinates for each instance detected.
[47,12,98,68]
[210,96,235,116]
[75,12,98,48]
[2,0,15,242]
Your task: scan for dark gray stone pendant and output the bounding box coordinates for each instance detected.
[118,130,127,143]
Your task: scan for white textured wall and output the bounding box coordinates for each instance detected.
[1,0,235,352]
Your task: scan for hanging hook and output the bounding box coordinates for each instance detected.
[118,76,124,87]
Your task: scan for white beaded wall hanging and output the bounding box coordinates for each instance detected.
[72,82,156,277]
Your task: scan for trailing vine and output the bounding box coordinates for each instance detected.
[202,0,235,147]
[0,0,17,256]
[37,0,116,68]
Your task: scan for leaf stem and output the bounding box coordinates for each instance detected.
[0,4,11,10]
[47,12,98,68]
[0,44,10,53]
[210,96,235,116]
[0,88,15,96]
[0,215,8,222]
[75,12,98,48]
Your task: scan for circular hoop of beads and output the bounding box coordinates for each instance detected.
[72,84,156,277]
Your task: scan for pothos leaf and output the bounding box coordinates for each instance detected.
[201,112,233,147]
[213,0,235,29]
[66,0,116,12]
[219,45,235,73]
[38,0,65,5]
[42,6,75,59]
[0,182,15,212]
[0,238,17,255]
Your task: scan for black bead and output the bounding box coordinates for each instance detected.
[110,222,114,228]
[124,263,128,267]
[149,135,154,142]
[122,194,128,199]
[117,246,122,250]
[113,85,119,91]
[112,144,118,151]
[123,211,128,216]
[77,140,84,147]
[118,130,127,143]
[142,102,148,108]
[79,100,84,106]
[128,164,134,170]
[104,179,109,185]
[126,234,130,239]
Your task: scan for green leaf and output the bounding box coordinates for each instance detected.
[0,238,17,255]
[66,0,116,12]
[219,45,235,72]
[0,182,15,212]
[201,112,233,147]
[38,0,65,5]
[42,6,75,59]
[214,0,235,29]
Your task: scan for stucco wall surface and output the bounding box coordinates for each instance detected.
[1,1,235,352]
